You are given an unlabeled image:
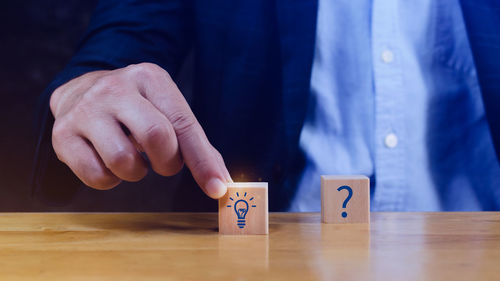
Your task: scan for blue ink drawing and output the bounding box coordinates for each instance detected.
[337,185,353,218]
[226,193,257,228]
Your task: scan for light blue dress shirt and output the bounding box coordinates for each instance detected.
[290,0,500,211]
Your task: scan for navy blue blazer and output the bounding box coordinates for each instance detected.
[33,0,500,211]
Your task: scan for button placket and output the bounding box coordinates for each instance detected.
[371,0,407,211]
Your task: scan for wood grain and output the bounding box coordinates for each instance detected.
[218,182,268,235]
[0,212,499,281]
[321,175,370,223]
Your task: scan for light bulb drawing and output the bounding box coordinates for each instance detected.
[226,192,257,228]
[234,200,248,228]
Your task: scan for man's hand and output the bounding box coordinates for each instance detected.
[50,63,231,199]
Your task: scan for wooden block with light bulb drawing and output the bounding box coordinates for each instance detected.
[321,175,370,224]
[219,182,268,235]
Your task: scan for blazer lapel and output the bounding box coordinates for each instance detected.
[275,0,318,207]
[275,0,318,156]
[460,0,500,162]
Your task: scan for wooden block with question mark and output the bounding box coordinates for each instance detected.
[321,175,370,224]
[219,182,269,235]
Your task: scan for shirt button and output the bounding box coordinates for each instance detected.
[381,50,394,63]
[384,133,398,148]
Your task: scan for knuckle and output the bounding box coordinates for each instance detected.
[169,112,198,138]
[72,99,99,120]
[72,81,118,118]
[141,123,183,176]
[91,75,122,95]
[137,62,160,72]
[127,63,173,85]
[142,123,169,145]
[107,149,137,172]
[129,63,164,80]
[49,87,63,114]
[77,152,122,190]
[51,119,73,145]
[52,120,67,139]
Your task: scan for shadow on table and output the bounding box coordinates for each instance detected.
[69,213,219,234]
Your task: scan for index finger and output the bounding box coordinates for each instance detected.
[128,63,232,198]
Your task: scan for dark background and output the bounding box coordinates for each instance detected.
[0,1,99,211]
[0,1,198,211]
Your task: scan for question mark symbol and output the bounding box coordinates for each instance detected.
[337,185,353,218]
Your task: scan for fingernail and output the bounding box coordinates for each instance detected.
[205,178,227,199]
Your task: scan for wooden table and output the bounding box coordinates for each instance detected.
[1,212,499,280]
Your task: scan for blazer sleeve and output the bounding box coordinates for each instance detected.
[32,0,193,205]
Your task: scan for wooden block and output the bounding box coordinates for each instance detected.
[321,175,370,224]
[219,182,268,235]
